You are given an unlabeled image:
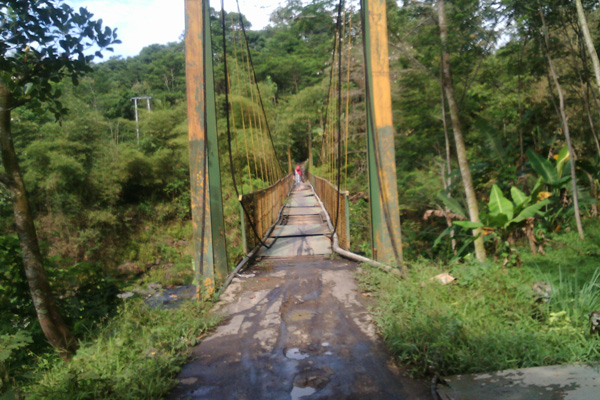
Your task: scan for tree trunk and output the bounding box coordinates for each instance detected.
[561,18,600,159]
[576,0,600,99]
[440,65,456,253]
[0,81,77,359]
[539,7,585,240]
[584,171,599,217]
[438,0,486,261]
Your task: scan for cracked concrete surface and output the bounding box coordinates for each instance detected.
[169,259,428,400]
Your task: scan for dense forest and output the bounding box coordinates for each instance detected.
[2,0,600,397]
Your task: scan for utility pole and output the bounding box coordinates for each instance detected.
[361,0,404,270]
[184,0,228,297]
[130,96,151,145]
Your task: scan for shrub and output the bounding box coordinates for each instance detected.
[23,299,219,399]
[361,255,600,377]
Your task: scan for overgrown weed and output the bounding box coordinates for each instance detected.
[23,298,219,399]
[360,222,600,377]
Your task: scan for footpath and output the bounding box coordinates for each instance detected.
[168,182,428,399]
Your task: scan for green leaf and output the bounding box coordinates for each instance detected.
[477,118,507,165]
[558,174,572,187]
[531,177,545,200]
[488,212,510,228]
[437,194,466,219]
[488,184,514,221]
[512,199,550,223]
[510,186,529,209]
[23,82,33,94]
[527,149,558,185]
[555,146,569,178]
[433,225,454,248]
[451,235,481,261]
[453,220,484,229]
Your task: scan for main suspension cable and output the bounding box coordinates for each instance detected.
[220,0,272,249]
[235,0,286,176]
[229,17,254,192]
[344,5,353,192]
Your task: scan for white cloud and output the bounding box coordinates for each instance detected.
[65,0,287,58]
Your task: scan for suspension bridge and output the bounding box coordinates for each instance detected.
[185,0,404,297]
[169,0,425,398]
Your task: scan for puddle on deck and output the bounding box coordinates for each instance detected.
[286,347,309,360]
[290,385,316,399]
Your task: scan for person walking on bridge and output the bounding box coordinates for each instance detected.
[294,164,303,185]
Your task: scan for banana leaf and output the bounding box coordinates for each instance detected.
[527,149,558,185]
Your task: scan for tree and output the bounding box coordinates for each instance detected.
[0,0,119,358]
[438,0,486,261]
[538,6,585,240]
[575,0,600,100]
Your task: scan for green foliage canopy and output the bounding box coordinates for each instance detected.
[0,0,120,115]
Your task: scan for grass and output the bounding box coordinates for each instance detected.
[359,220,600,377]
[21,298,219,399]
[2,205,230,399]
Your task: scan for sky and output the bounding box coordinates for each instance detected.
[65,0,288,58]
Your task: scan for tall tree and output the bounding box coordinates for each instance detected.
[438,0,486,261]
[538,6,585,239]
[575,0,600,99]
[0,0,119,358]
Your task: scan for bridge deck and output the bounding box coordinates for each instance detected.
[167,182,428,399]
[257,182,332,258]
[169,259,428,399]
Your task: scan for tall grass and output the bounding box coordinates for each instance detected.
[361,230,600,377]
[23,299,219,399]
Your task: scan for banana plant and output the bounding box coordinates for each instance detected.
[453,185,549,232]
[526,146,597,228]
[435,185,549,256]
[526,146,571,195]
[436,147,577,257]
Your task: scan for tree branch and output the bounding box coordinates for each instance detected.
[457,15,508,110]
[389,40,441,85]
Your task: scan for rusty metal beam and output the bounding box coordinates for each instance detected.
[362,0,404,268]
[185,0,218,296]
[204,0,228,281]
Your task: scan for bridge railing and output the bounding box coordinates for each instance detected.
[307,173,350,250]
[239,174,294,253]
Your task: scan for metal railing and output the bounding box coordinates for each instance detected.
[307,173,350,250]
[239,174,294,253]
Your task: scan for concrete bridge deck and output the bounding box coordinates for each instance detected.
[168,183,428,399]
[257,183,333,259]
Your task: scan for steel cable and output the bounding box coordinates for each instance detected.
[220,0,273,249]
[235,0,285,177]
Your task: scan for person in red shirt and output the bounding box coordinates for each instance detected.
[295,165,303,184]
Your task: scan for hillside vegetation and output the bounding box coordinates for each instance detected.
[2,0,600,396]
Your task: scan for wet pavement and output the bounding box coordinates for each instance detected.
[168,259,429,399]
[436,363,600,399]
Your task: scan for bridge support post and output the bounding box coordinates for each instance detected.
[185,0,228,297]
[361,0,404,269]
